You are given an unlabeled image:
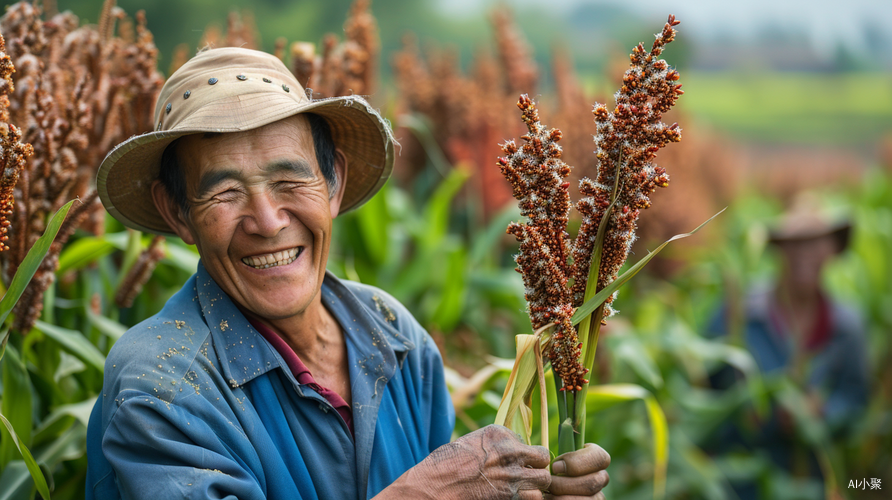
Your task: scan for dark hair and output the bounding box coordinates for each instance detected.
[158,113,338,215]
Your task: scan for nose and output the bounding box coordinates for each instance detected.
[241,191,290,237]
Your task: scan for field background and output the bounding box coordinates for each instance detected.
[0,0,890,499]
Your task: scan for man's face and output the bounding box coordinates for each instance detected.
[778,234,838,293]
[159,115,345,322]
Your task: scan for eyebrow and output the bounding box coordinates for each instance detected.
[264,159,316,179]
[196,169,243,198]
[195,159,317,198]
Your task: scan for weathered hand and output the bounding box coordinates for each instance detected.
[545,443,611,499]
[378,425,552,500]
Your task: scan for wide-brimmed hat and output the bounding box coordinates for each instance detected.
[768,194,851,251]
[97,47,394,235]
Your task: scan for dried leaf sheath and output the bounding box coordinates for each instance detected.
[499,95,587,392]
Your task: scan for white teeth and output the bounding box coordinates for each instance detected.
[241,247,301,269]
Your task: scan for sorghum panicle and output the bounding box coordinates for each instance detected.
[571,15,683,317]
[0,33,32,253]
[499,94,587,392]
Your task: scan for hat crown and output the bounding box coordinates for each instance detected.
[154,48,306,131]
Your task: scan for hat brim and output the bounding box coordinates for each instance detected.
[768,221,852,252]
[97,93,393,236]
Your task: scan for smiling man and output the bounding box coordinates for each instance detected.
[85,48,611,500]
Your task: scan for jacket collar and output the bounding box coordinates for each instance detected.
[194,261,414,390]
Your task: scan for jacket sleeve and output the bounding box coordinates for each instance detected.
[100,390,266,500]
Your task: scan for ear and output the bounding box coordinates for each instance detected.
[329,148,348,219]
[151,180,196,245]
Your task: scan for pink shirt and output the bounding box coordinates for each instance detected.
[246,318,354,437]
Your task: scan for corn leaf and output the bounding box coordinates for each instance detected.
[33,320,106,373]
[572,208,726,325]
[586,384,668,500]
[87,310,128,341]
[398,113,452,178]
[421,168,469,251]
[0,200,75,329]
[355,184,391,266]
[0,412,51,500]
[431,246,467,332]
[163,241,199,274]
[1,346,31,470]
[56,235,118,274]
[1,425,87,500]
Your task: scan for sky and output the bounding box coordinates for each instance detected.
[437,0,892,60]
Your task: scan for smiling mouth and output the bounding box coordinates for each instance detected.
[241,247,302,269]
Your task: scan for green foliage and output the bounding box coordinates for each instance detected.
[0,155,890,499]
[0,201,74,500]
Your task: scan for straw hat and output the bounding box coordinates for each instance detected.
[768,193,851,251]
[97,47,394,236]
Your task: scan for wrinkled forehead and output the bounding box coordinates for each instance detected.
[175,114,318,178]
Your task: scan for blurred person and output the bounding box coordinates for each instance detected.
[83,48,611,500]
[707,195,869,498]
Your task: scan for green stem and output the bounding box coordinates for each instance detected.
[555,374,567,425]
[574,304,605,449]
[572,152,623,450]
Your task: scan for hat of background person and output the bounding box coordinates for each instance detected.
[96,47,394,236]
[768,193,852,251]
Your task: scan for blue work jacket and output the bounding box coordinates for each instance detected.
[85,262,455,499]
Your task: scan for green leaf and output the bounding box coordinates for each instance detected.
[397,113,453,178]
[56,235,117,274]
[0,413,51,500]
[586,384,668,499]
[0,200,75,327]
[87,310,128,341]
[557,417,576,456]
[33,320,105,373]
[0,461,33,500]
[2,425,88,500]
[163,241,199,274]
[421,168,469,250]
[1,346,32,470]
[0,327,8,362]
[53,351,87,383]
[571,208,726,325]
[430,247,466,331]
[612,336,664,389]
[469,204,521,266]
[354,185,391,265]
[34,397,97,440]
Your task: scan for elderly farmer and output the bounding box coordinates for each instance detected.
[707,197,869,498]
[84,48,610,499]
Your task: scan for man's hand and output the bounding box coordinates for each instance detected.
[377,425,551,499]
[546,443,611,499]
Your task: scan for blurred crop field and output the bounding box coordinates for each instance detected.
[0,1,890,499]
[680,72,892,145]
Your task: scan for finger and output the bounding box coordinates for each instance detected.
[552,443,611,476]
[544,492,606,500]
[523,445,552,469]
[547,470,609,496]
[516,490,545,500]
[518,467,551,492]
